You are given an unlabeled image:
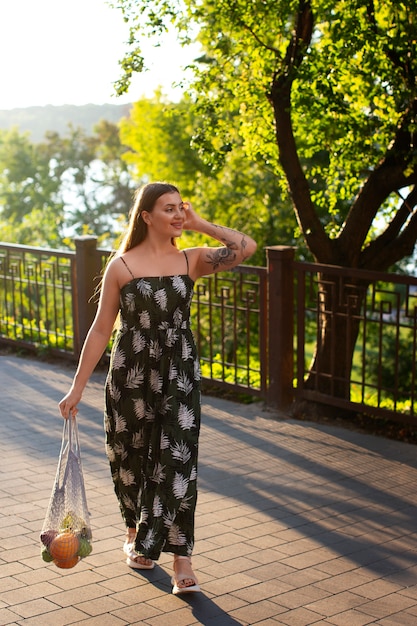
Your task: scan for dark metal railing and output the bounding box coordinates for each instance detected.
[0,242,76,355]
[296,262,417,422]
[194,264,267,397]
[0,240,267,398]
[1,239,417,425]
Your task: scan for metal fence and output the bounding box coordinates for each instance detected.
[295,262,417,423]
[0,242,76,355]
[0,239,268,399]
[1,239,417,425]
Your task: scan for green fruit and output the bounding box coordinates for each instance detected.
[77,537,92,558]
[41,547,54,562]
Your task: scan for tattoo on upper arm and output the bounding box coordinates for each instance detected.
[205,233,249,270]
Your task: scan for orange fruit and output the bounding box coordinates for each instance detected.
[54,555,79,569]
[49,532,79,562]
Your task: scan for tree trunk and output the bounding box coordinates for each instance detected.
[304,273,368,399]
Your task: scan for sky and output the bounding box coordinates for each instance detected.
[0,0,196,109]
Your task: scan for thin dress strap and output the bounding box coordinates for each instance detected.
[183,250,189,276]
[119,256,135,280]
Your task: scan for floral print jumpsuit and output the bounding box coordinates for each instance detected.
[104,251,201,560]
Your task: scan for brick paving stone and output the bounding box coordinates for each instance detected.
[2,354,417,625]
[277,606,329,625]
[7,597,59,619]
[324,609,376,626]
[0,608,21,626]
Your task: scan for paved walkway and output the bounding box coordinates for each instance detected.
[1,354,417,625]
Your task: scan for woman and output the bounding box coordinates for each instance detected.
[59,182,257,594]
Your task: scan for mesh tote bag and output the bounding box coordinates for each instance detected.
[40,416,92,568]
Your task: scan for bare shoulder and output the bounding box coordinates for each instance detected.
[103,255,127,289]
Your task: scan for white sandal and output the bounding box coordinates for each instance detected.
[123,540,154,570]
[171,556,200,594]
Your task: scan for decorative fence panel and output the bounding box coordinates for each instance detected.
[0,243,75,355]
[1,239,417,426]
[296,262,417,423]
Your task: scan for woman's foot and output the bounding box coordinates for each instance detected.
[171,555,200,595]
[123,529,154,570]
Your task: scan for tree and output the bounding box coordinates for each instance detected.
[120,93,299,266]
[113,0,417,402]
[0,122,136,249]
[44,121,136,247]
[0,128,65,247]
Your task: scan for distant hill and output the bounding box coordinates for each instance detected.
[0,103,133,142]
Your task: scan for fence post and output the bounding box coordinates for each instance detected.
[265,245,295,410]
[73,236,101,356]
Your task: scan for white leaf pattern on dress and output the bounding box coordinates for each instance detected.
[108,381,121,403]
[159,395,172,415]
[150,369,163,393]
[178,404,196,430]
[139,311,151,328]
[122,494,136,512]
[131,431,144,448]
[172,275,187,297]
[113,442,128,460]
[190,465,197,481]
[168,523,187,546]
[139,506,149,524]
[136,279,153,298]
[112,348,126,369]
[173,472,189,499]
[168,361,178,380]
[132,330,146,353]
[160,432,170,449]
[114,412,128,433]
[145,407,155,422]
[141,529,156,551]
[181,336,193,360]
[133,398,146,420]
[119,467,136,486]
[163,511,176,528]
[105,443,115,462]
[178,495,193,511]
[153,495,163,517]
[165,328,179,347]
[149,339,162,360]
[125,364,144,388]
[150,463,166,484]
[173,308,183,328]
[170,441,191,464]
[154,288,168,311]
[124,292,136,312]
[177,372,193,395]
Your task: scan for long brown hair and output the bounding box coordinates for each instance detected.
[118,182,180,254]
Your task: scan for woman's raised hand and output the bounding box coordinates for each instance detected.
[182,202,202,232]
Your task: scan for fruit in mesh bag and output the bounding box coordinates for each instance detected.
[50,531,80,566]
[77,537,93,558]
[41,546,54,563]
[40,530,58,547]
[61,512,85,532]
[54,555,80,569]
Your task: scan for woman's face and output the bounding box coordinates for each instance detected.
[143,191,185,238]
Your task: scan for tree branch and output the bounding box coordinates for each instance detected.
[268,0,334,262]
[360,186,417,270]
[338,99,417,260]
